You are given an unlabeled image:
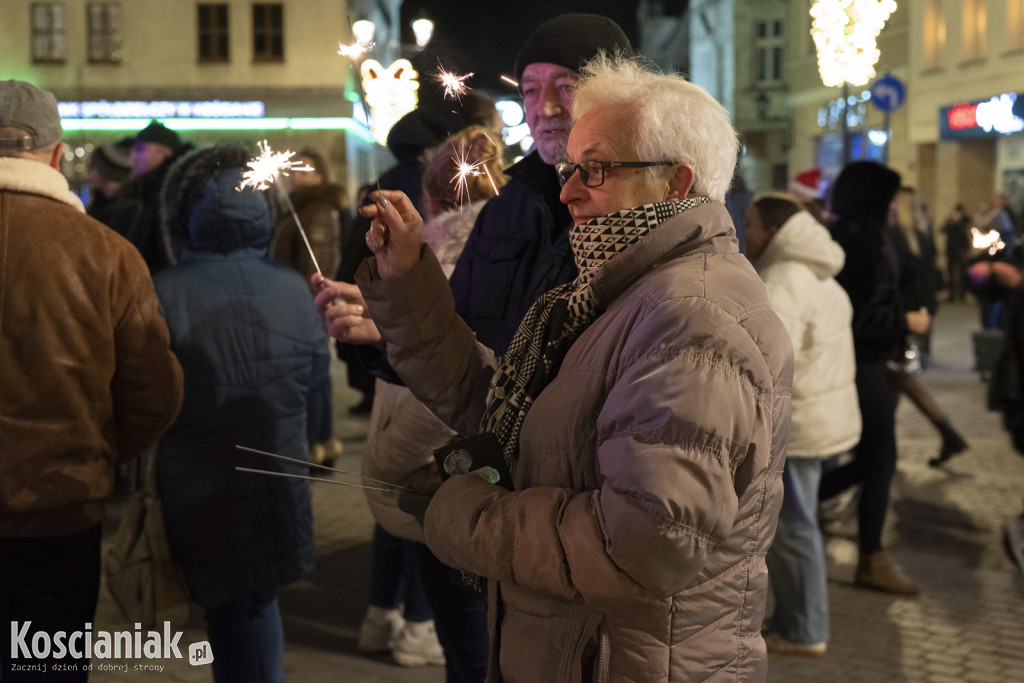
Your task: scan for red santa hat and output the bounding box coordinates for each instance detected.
[789,168,822,202]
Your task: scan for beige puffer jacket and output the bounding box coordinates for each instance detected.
[358,201,792,682]
[361,202,483,541]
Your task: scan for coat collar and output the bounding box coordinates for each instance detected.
[0,157,84,212]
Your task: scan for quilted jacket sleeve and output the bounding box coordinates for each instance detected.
[423,295,780,604]
[356,246,497,438]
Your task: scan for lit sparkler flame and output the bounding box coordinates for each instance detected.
[338,39,374,60]
[434,67,474,101]
[239,141,322,275]
[240,140,313,191]
[500,75,519,88]
[972,227,1006,256]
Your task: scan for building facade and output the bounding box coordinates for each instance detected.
[1,0,375,195]
[907,0,1024,224]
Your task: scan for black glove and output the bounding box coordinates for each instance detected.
[397,481,442,527]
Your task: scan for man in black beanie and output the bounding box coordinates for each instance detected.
[124,119,191,274]
[449,13,632,355]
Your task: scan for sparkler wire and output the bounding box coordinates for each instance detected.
[235,466,401,493]
[235,444,411,491]
[277,189,322,277]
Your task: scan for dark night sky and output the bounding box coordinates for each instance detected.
[398,1,639,95]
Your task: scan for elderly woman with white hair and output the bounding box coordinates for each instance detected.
[315,54,792,682]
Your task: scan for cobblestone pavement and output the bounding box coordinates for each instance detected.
[87,300,1024,682]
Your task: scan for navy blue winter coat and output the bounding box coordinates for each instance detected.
[449,151,576,355]
[153,168,329,607]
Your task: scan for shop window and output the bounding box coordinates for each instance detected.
[31,2,66,63]
[753,19,784,85]
[198,4,230,62]
[962,0,987,61]
[1009,0,1024,50]
[87,1,122,63]
[252,3,283,62]
[923,0,946,68]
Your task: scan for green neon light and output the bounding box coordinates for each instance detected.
[59,117,374,143]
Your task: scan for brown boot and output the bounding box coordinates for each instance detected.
[855,551,919,595]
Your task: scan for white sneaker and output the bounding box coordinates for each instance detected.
[391,620,446,667]
[357,607,404,653]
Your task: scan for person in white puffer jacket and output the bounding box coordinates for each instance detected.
[745,194,862,657]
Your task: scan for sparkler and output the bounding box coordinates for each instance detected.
[337,39,374,60]
[972,227,1006,256]
[433,66,474,101]
[235,444,412,492]
[448,132,502,208]
[239,141,323,276]
[235,467,402,493]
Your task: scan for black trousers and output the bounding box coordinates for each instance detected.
[0,524,102,682]
[819,360,899,554]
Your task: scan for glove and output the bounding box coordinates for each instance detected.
[397,480,442,527]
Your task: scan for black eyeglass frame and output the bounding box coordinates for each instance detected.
[555,160,678,187]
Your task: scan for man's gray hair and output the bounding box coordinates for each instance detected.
[571,54,738,202]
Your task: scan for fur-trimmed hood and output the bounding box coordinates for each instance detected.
[421,201,486,279]
[0,157,84,212]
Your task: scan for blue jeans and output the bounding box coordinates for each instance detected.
[204,593,284,683]
[766,457,830,645]
[369,525,433,622]
[416,544,489,683]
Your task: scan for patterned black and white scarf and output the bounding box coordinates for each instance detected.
[479,196,711,470]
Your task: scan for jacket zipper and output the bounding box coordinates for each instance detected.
[591,623,609,683]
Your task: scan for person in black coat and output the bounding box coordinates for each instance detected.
[819,161,925,595]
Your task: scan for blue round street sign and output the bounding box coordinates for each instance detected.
[870,75,906,113]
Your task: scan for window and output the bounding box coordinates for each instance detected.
[198,4,229,62]
[252,3,283,62]
[754,19,784,85]
[962,0,987,60]
[87,1,121,63]
[31,2,66,63]
[923,0,946,68]
[1009,0,1024,50]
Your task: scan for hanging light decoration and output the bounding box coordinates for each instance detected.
[810,0,898,87]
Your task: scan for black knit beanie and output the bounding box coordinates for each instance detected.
[830,161,902,223]
[514,13,631,82]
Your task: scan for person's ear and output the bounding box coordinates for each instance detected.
[48,143,64,170]
[666,163,695,200]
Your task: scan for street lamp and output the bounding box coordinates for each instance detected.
[411,14,434,49]
[810,0,897,163]
[351,17,376,46]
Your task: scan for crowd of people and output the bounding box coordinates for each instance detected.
[3,9,1024,683]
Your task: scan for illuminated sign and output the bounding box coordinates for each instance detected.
[58,100,265,119]
[58,117,373,143]
[360,59,419,146]
[940,92,1024,140]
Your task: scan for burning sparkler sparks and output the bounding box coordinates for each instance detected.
[447,133,503,208]
[433,66,474,101]
[337,39,374,60]
[239,141,322,275]
[500,75,519,88]
[240,140,313,191]
[972,227,1006,256]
